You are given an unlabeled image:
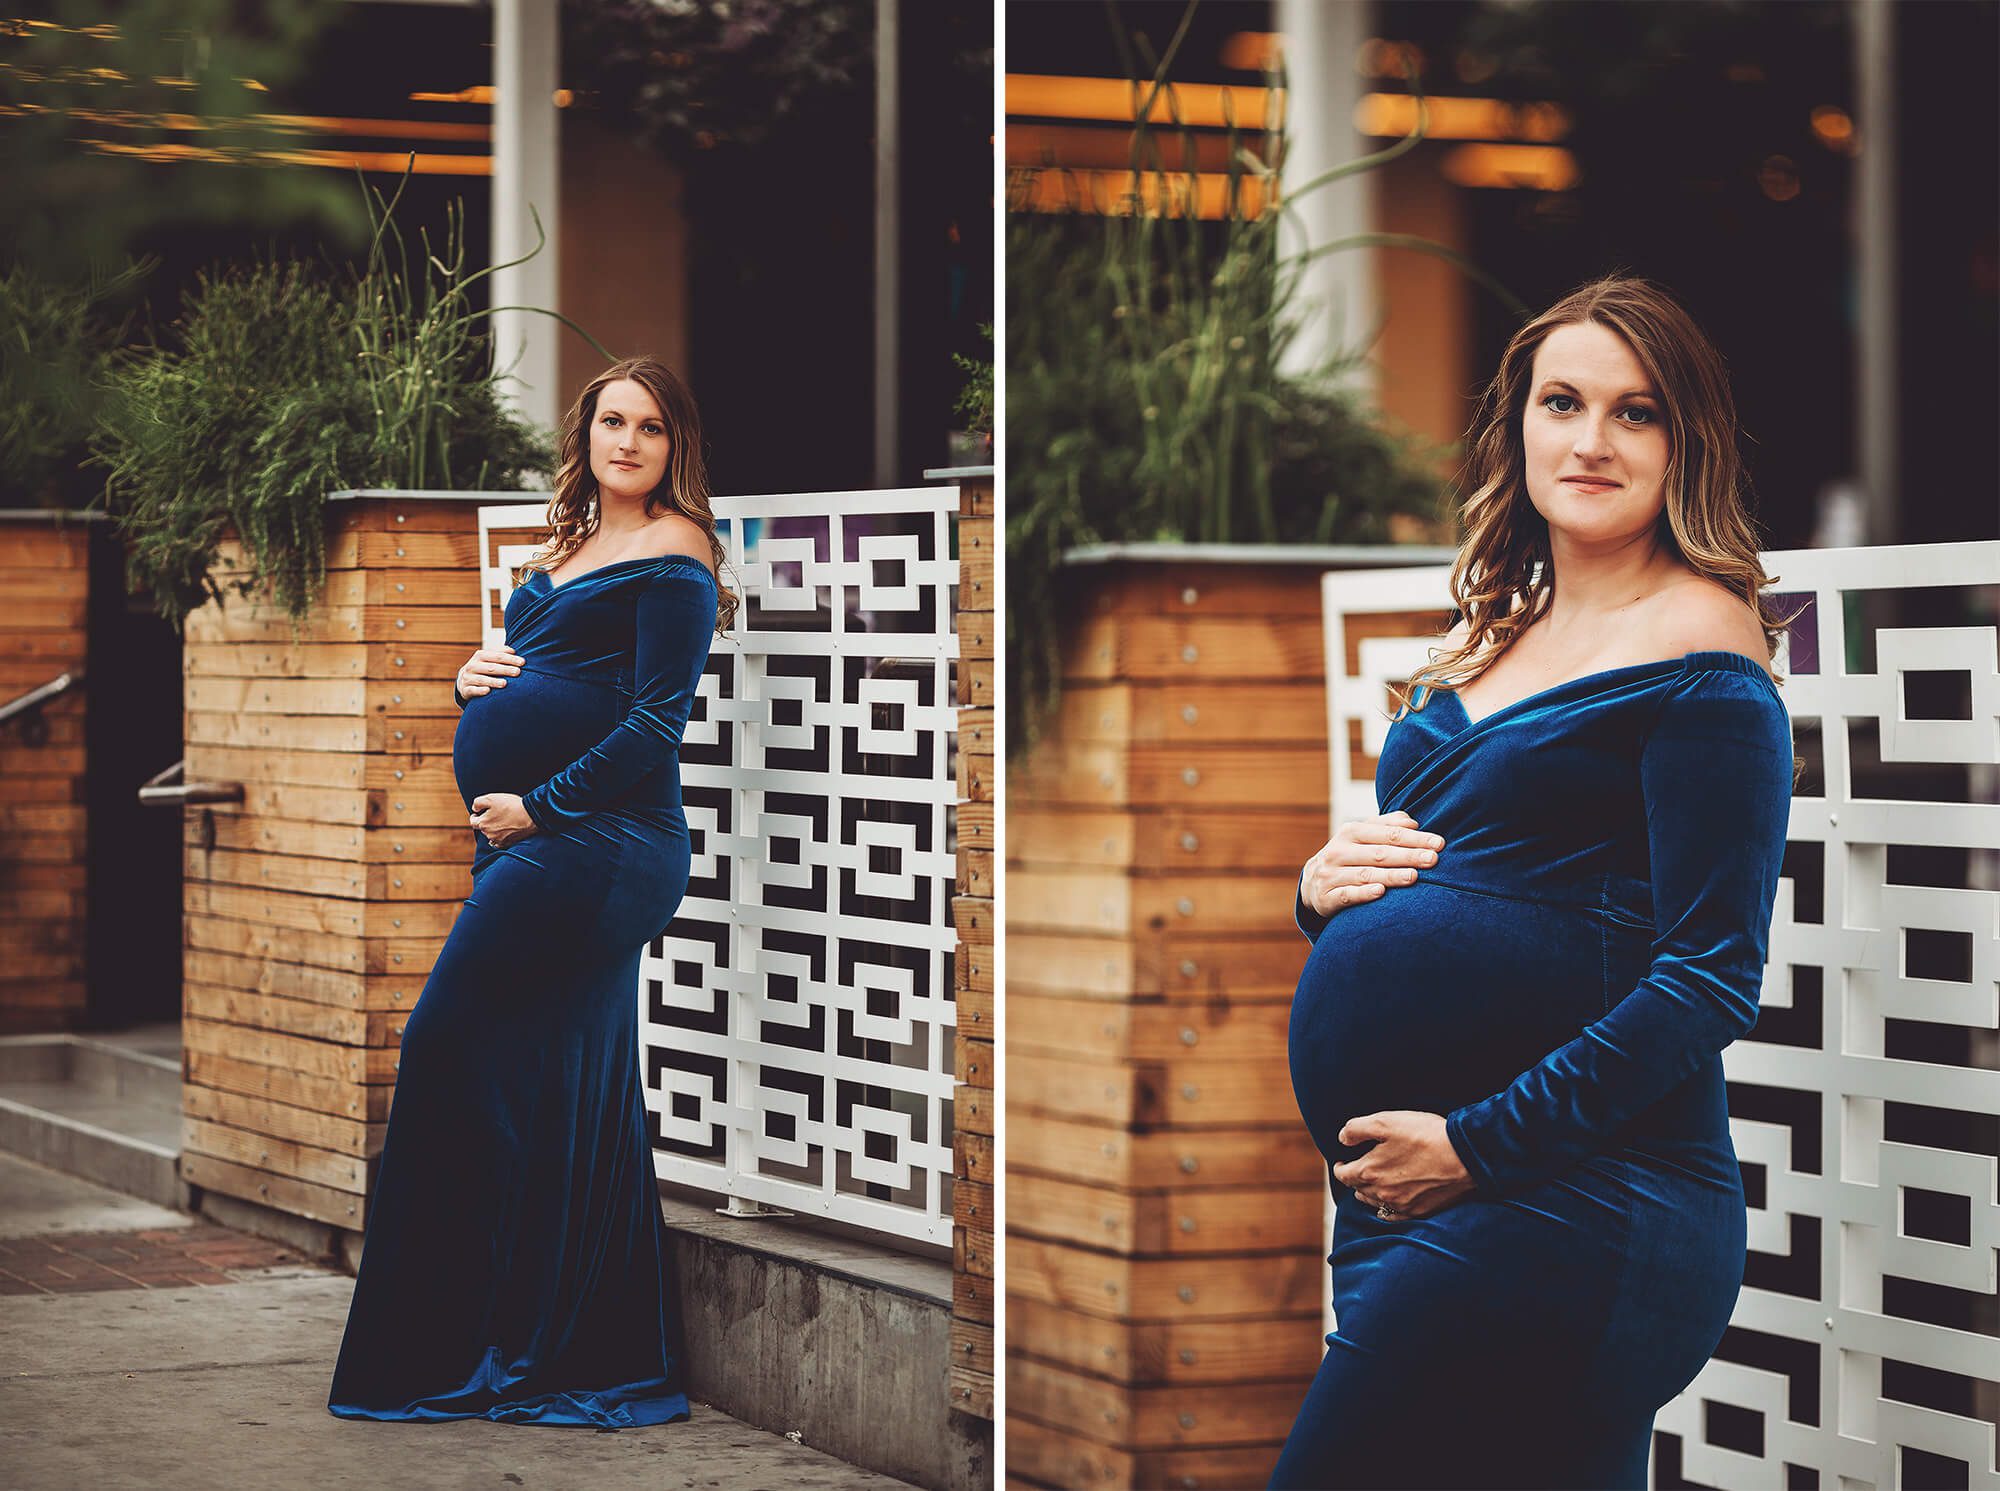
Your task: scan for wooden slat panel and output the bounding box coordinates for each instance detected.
[182,1116,369,1193]
[1007,1048,1302,1127]
[1007,1415,1283,1491]
[1007,1235,1319,1321]
[179,1148,367,1230]
[183,913,439,979]
[1005,1173,1322,1258]
[1078,564,1330,620]
[1008,806,1324,873]
[182,1082,383,1159]
[1008,1354,1303,1448]
[184,1048,388,1121]
[1007,992,1291,1065]
[1055,681,1331,744]
[182,981,404,1046]
[1010,740,1331,809]
[950,1316,992,1380]
[1009,1110,1321,1190]
[182,1014,388,1083]
[1008,1295,1321,1385]
[185,812,470,865]
[1007,867,1302,937]
[1005,931,1307,1000]
[1065,615,1323,683]
[0,543,87,1036]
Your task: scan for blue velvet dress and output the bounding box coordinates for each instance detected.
[328,553,717,1428]
[1272,650,1793,1489]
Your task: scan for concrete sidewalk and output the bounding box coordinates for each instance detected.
[0,1153,907,1490]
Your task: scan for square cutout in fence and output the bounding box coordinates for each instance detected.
[1704,1399,1764,1458]
[1900,1186,1972,1246]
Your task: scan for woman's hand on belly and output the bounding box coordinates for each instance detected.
[1332,1111,1478,1220]
[1302,811,1445,919]
[471,792,542,850]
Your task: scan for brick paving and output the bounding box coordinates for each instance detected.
[0,1222,308,1295]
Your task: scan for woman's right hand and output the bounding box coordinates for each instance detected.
[455,646,524,700]
[1301,811,1445,920]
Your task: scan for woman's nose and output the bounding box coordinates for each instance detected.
[1572,419,1615,460]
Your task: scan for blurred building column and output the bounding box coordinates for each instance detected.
[1853,0,1898,546]
[492,0,562,434]
[1275,0,1376,393]
[875,0,902,488]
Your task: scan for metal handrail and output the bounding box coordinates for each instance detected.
[136,759,244,807]
[0,670,83,730]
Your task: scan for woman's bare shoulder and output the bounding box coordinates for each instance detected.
[1648,573,1770,674]
[640,514,715,575]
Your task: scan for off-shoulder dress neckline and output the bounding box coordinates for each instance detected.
[533,552,715,592]
[1438,648,1777,733]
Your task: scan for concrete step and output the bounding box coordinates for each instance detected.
[0,1032,183,1210]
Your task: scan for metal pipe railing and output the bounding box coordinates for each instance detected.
[0,671,83,745]
[136,759,244,808]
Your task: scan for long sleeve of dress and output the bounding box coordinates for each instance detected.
[520,563,717,832]
[1443,668,1793,1195]
[1296,868,1331,944]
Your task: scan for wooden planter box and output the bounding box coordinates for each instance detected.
[941,466,997,1426]
[1004,543,1452,1491]
[0,516,94,1033]
[177,492,495,1236]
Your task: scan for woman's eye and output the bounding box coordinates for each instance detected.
[1542,394,1654,425]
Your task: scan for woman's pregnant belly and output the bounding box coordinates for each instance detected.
[1288,880,1617,1165]
[451,666,624,811]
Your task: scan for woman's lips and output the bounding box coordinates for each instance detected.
[1561,477,1619,491]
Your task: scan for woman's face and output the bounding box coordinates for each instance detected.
[589,377,670,505]
[1520,321,1671,546]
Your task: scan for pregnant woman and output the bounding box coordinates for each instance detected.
[1273,276,1798,1489]
[328,355,733,1427]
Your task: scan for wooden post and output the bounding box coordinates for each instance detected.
[0,518,92,1033]
[948,467,996,1423]
[1005,559,1334,1491]
[178,495,486,1237]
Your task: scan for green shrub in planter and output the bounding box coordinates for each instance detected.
[93,175,560,631]
[1003,4,1523,753]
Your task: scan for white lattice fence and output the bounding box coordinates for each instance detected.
[1318,542,2000,1489]
[478,488,961,1246]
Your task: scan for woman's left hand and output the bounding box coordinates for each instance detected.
[1331,1111,1479,1221]
[471,793,540,849]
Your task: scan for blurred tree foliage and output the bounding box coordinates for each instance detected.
[0,260,147,509]
[0,0,365,513]
[0,2,361,281]
[561,0,874,160]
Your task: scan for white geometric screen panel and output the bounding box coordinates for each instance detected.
[478,489,962,1247]
[1317,542,2000,1490]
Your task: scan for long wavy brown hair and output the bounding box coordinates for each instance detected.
[520,355,739,634]
[1394,273,1806,721]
